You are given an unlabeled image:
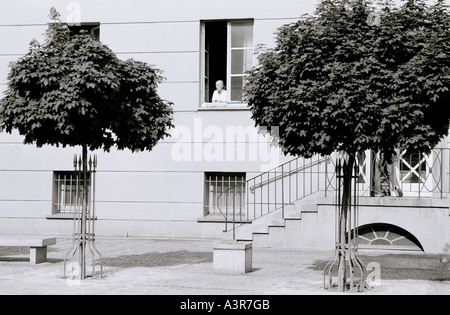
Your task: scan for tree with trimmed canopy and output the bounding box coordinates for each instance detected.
[0,8,174,279]
[244,0,450,291]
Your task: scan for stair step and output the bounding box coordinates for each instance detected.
[284,210,302,220]
[236,234,253,241]
[268,219,285,227]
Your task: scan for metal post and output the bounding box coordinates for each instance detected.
[281,164,285,219]
[289,161,292,204]
[80,145,88,280]
[274,169,277,214]
[418,152,421,199]
[253,178,256,220]
[63,152,102,280]
[267,172,270,215]
[440,149,443,199]
[233,185,236,241]
[296,158,299,200]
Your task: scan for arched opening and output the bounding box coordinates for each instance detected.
[352,223,424,251]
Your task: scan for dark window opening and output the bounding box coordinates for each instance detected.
[68,23,100,40]
[202,20,253,105]
[204,21,227,103]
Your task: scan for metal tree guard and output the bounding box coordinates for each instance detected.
[63,153,103,280]
[324,154,367,292]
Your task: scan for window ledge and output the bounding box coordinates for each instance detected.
[46,214,98,220]
[199,104,250,111]
[197,214,250,224]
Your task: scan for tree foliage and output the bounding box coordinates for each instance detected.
[244,0,450,161]
[0,8,174,152]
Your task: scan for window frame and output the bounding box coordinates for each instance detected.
[200,19,254,109]
[203,172,247,217]
[51,170,90,215]
[66,22,101,40]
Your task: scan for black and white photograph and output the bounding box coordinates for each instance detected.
[0,0,449,302]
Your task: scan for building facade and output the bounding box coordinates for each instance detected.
[0,0,449,254]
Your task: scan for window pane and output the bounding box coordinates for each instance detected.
[230,77,244,102]
[231,21,253,48]
[231,49,253,74]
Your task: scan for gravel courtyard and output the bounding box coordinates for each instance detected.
[0,236,448,295]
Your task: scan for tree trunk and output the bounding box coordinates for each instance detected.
[337,154,355,291]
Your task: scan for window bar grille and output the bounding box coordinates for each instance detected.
[210,176,214,215]
[246,178,250,223]
[56,173,61,213]
[235,176,241,224]
[208,175,212,214]
[215,175,219,213]
[223,176,226,215]
[61,174,66,213]
[68,173,73,214]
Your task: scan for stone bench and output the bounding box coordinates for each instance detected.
[0,237,57,264]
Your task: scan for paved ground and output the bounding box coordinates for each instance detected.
[0,236,448,296]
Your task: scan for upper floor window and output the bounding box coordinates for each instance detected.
[201,20,254,107]
[67,22,100,40]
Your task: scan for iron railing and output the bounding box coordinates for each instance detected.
[215,148,449,239]
[395,149,447,198]
[217,155,331,238]
[62,154,103,280]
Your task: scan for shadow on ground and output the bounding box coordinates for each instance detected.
[309,253,450,281]
[0,247,30,256]
[101,250,213,268]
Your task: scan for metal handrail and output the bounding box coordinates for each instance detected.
[214,148,449,239]
[216,154,332,238]
[248,157,329,193]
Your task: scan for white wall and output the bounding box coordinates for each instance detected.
[0,0,303,238]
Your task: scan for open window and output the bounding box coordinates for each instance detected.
[67,22,100,40]
[201,20,254,107]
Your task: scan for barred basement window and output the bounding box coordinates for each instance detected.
[52,171,90,214]
[204,172,246,217]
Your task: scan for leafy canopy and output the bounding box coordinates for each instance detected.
[0,8,174,152]
[244,0,450,160]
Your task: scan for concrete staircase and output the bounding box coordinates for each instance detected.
[222,191,450,253]
[223,191,335,249]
